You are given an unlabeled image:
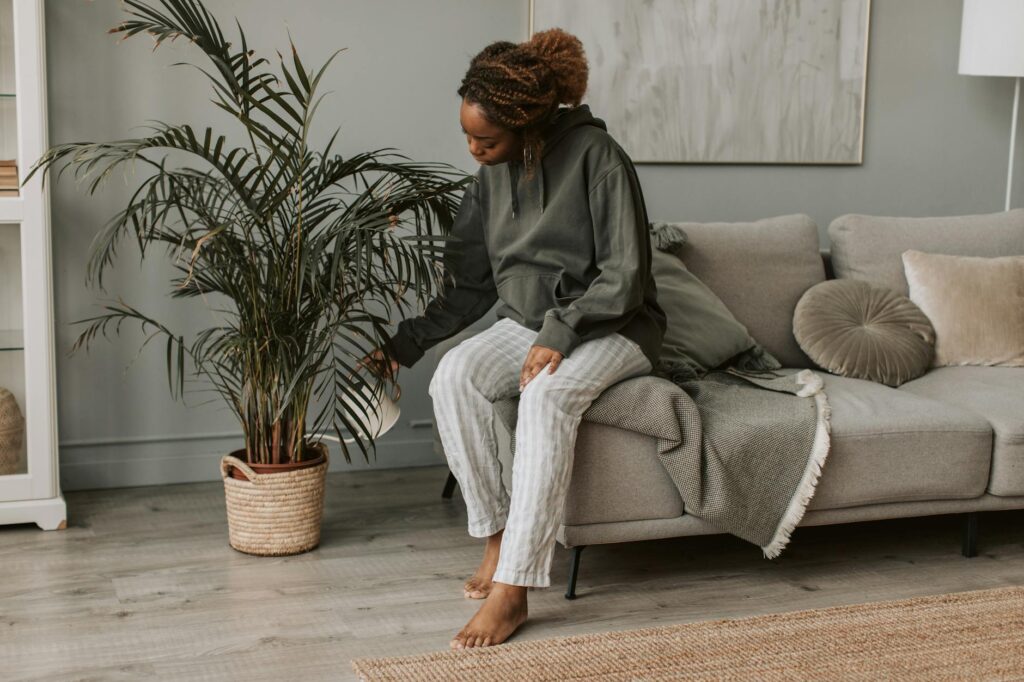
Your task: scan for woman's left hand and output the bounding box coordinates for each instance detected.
[520,345,564,391]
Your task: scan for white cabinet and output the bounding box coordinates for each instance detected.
[0,0,64,530]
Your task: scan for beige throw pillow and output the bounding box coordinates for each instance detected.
[902,250,1024,367]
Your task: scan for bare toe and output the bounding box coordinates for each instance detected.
[463,576,492,599]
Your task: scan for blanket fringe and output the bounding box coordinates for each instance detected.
[761,369,833,559]
[794,368,824,397]
[649,221,689,253]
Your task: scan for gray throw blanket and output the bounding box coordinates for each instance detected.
[492,366,832,558]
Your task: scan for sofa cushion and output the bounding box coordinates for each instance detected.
[828,208,1024,296]
[650,244,781,379]
[564,421,684,526]
[669,214,825,368]
[899,367,1024,496]
[902,250,1024,368]
[793,279,935,387]
[800,370,993,510]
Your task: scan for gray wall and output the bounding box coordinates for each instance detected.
[45,0,1016,491]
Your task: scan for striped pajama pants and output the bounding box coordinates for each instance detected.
[428,316,653,588]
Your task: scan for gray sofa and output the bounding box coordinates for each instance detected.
[430,209,1024,598]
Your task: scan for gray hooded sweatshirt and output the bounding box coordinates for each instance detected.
[383,103,667,370]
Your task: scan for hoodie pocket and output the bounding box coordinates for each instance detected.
[496,272,562,325]
[554,273,589,306]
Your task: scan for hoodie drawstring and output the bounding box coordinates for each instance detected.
[508,159,546,218]
[539,161,545,214]
[509,162,519,219]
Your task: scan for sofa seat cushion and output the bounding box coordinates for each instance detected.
[564,421,684,526]
[800,369,993,510]
[899,367,1024,496]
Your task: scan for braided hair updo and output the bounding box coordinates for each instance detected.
[457,28,589,180]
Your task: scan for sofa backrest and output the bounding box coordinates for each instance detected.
[671,214,825,368]
[828,208,1024,296]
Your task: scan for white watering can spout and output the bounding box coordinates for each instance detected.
[305,365,401,444]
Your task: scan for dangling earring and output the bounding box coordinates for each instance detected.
[523,141,533,170]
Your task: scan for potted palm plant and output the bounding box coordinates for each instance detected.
[25,0,472,555]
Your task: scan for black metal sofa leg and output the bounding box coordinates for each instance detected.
[565,546,586,600]
[441,472,457,499]
[962,512,979,558]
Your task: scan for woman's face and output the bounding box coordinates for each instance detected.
[460,98,522,166]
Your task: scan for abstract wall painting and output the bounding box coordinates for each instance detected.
[530,0,871,164]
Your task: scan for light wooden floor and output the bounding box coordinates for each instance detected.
[3,465,1023,681]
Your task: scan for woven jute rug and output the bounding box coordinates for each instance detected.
[351,585,1024,681]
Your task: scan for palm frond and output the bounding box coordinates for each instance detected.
[34,0,474,464]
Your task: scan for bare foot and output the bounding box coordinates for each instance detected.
[451,582,528,649]
[464,530,503,599]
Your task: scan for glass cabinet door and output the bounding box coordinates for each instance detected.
[0,223,26,477]
[0,0,16,179]
[0,0,61,527]
[1,0,27,479]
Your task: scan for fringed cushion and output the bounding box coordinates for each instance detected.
[649,222,781,381]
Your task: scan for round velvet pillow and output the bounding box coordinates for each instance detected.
[793,279,935,387]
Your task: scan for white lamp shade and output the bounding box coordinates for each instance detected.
[960,0,1024,77]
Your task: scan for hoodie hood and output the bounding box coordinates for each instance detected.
[542,103,607,151]
[508,103,607,218]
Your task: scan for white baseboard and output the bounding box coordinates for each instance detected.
[58,432,444,491]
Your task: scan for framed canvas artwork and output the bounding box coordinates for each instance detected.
[529,0,871,164]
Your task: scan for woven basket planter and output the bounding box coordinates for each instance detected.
[0,388,25,476]
[220,442,329,556]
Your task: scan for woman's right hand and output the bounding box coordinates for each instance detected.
[359,347,400,380]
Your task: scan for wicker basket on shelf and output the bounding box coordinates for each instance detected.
[0,388,25,475]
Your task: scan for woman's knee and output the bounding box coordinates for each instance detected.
[428,345,480,398]
[517,370,592,415]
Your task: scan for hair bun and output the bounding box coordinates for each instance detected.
[527,28,589,106]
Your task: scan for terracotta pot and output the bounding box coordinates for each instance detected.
[225,445,326,480]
